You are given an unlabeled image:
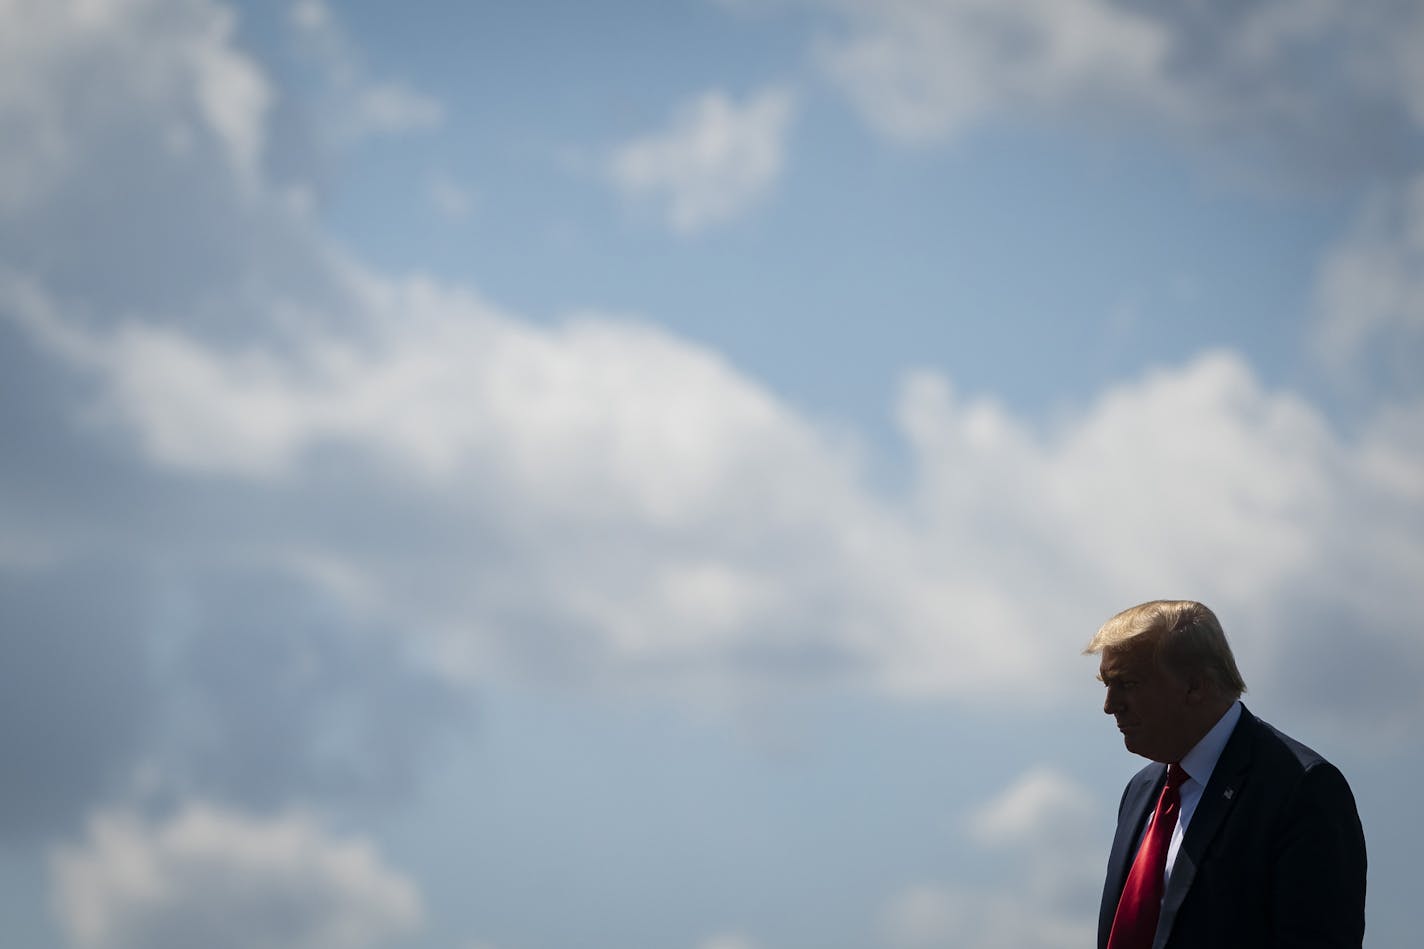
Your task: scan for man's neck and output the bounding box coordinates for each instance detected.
[1178,696,1237,760]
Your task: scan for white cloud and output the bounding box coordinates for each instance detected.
[4,273,829,501]
[1314,172,1424,384]
[50,803,422,949]
[810,0,1172,143]
[4,273,907,695]
[882,768,1101,949]
[287,0,444,143]
[347,81,444,137]
[965,766,1097,849]
[12,266,1424,724]
[610,87,796,234]
[1226,0,1424,129]
[790,0,1424,178]
[0,0,272,211]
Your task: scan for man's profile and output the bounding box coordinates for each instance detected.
[1085,600,1366,949]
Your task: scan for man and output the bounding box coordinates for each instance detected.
[1085,600,1366,949]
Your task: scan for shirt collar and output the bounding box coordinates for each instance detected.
[1178,699,1242,786]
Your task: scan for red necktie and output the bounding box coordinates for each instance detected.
[1107,763,1188,949]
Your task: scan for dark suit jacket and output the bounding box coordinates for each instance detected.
[1097,706,1367,949]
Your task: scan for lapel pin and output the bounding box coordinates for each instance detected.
[1223,788,1235,799]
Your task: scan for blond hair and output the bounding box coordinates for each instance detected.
[1084,600,1247,698]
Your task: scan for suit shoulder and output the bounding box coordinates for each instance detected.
[1245,711,1347,784]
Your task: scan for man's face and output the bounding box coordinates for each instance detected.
[1098,639,1193,763]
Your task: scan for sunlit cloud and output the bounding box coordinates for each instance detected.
[50,803,422,949]
[609,87,796,234]
[882,768,1102,949]
[0,0,271,210]
[9,268,1424,727]
[812,0,1171,143]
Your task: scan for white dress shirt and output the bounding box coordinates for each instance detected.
[1164,699,1242,888]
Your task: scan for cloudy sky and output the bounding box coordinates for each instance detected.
[3,0,1423,947]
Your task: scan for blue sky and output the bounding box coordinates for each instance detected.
[2,1,1422,948]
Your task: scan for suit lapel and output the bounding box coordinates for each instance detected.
[1153,707,1257,949]
[1100,764,1166,948]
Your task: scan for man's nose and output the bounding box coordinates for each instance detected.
[1103,689,1120,715]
